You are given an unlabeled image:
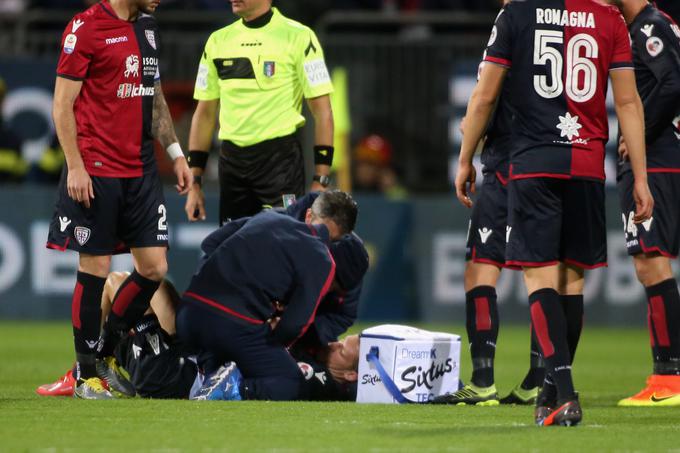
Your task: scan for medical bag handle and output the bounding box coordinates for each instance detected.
[366,346,414,404]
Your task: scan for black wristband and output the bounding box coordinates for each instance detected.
[188,150,209,169]
[313,145,334,166]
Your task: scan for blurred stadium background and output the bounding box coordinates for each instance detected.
[1,0,680,326]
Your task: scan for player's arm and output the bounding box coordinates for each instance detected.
[152,81,192,196]
[185,99,219,222]
[456,63,507,208]
[611,69,654,222]
[53,76,94,208]
[306,95,334,191]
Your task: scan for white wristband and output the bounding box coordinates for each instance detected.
[166,142,184,160]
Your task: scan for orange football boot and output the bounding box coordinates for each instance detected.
[618,375,680,406]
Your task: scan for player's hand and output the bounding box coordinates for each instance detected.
[310,181,327,192]
[67,166,94,209]
[173,157,192,195]
[633,179,654,223]
[618,136,629,161]
[455,161,476,208]
[185,184,206,222]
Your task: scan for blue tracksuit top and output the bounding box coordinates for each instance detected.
[183,210,336,346]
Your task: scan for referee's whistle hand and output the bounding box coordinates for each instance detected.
[455,163,476,209]
[185,186,207,222]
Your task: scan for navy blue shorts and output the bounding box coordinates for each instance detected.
[618,171,680,258]
[47,168,168,255]
[465,172,511,268]
[506,178,607,269]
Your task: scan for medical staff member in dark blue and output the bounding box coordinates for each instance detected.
[176,190,360,401]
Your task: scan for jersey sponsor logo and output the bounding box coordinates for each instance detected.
[63,34,77,54]
[58,216,71,232]
[304,59,331,87]
[72,18,84,33]
[196,63,209,90]
[263,61,276,78]
[143,57,159,78]
[74,226,91,246]
[646,36,664,57]
[145,30,156,50]
[85,340,99,350]
[105,36,128,45]
[556,112,583,141]
[478,227,493,244]
[124,54,140,78]
[240,41,262,47]
[640,24,654,38]
[535,8,595,29]
[117,83,154,98]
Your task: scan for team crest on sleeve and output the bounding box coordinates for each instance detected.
[145,30,157,50]
[74,226,91,246]
[646,36,664,57]
[263,61,276,78]
[63,34,77,54]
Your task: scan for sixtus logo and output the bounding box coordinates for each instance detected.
[399,359,454,393]
[361,374,382,386]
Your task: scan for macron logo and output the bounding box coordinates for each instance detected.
[478,228,493,244]
[105,36,128,45]
[72,19,84,33]
[641,24,654,38]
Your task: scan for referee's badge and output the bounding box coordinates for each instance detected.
[263,61,276,78]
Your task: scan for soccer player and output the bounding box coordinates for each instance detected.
[610,0,680,407]
[434,25,546,406]
[455,0,653,425]
[185,0,335,224]
[177,191,364,401]
[47,0,192,399]
[37,272,198,399]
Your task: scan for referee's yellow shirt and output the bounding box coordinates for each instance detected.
[194,8,334,147]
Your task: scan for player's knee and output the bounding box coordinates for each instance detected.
[78,255,112,277]
[633,255,670,287]
[136,260,168,282]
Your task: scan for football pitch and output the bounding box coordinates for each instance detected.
[1,321,678,452]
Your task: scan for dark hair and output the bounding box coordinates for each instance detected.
[310,190,358,236]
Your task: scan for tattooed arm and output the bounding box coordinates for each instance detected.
[152,80,192,195]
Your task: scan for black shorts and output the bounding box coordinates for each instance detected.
[506,178,607,269]
[115,317,197,399]
[219,134,305,224]
[46,168,168,255]
[618,171,680,258]
[465,172,512,267]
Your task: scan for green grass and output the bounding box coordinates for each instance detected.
[1,321,678,452]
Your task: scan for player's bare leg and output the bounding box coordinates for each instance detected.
[619,254,680,406]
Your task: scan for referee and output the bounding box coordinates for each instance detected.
[185,0,335,224]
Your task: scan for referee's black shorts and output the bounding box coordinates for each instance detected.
[218,134,305,224]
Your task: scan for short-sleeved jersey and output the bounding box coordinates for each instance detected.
[57,1,161,178]
[619,4,680,175]
[193,8,333,147]
[484,0,633,181]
